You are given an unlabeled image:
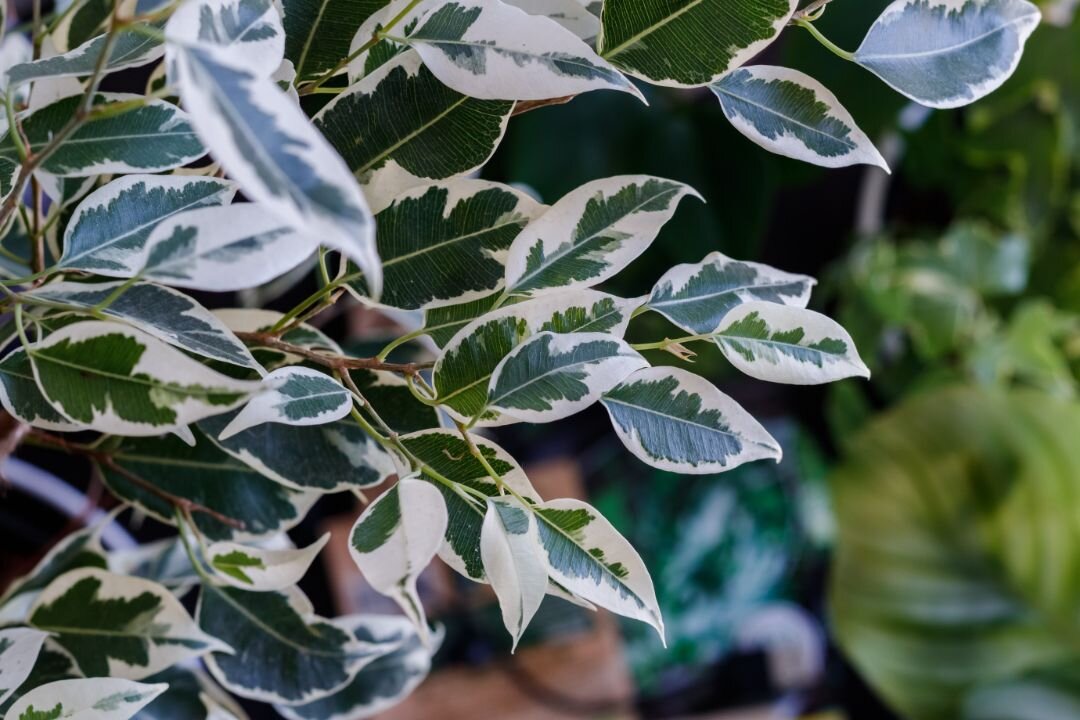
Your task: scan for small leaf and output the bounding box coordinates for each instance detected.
[3,678,166,720]
[481,498,548,650]
[29,568,228,680]
[711,66,889,171]
[854,0,1042,109]
[601,365,781,473]
[0,629,48,707]
[208,533,330,590]
[349,477,448,642]
[404,0,642,101]
[712,301,871,384]
[504,176,700,297]
[218,367,351,440]
[6,21,164,86]
[0,349,82,432]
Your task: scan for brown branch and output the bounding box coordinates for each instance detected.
[512,95,575,116]
[235,332,433,375]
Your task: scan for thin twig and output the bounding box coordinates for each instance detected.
[235,332,433,375]
[791,0,836,22]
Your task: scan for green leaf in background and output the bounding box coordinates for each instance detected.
[208,533,329,591]
[0,629,48,707]
[283,0,387,81]
[136,666,247,720]
[601,365,781,474]
[3,678,166,720]
[0,348,82,431]
[647,251,815,335]
[6,21,164,86]
[315,52,513,212]
[422,293,502,348]
[28,568,228,679]
[218,367,351,440]
[711,66,888,170]
[854,0,1042,109]
[598,0,798,87]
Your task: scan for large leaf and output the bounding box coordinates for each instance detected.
[647,251,815,335]
[283,0,387,81]
[164,40,381,295]
[27,321,260,436]
[712,302,871,385]
[481,498,548,649]
[24,280,260,370]
[6,21,164,86]
[0,348,82,431]
[504,176,699,297]
[218,367,351,439]
[830,388,1080,720]
[103,432,319,541]
[601,366,781,473]
[598,0,798,87]
[354,179,543,310]
[199,584,383,705]
[29,568,228,679]
[0,629,48,707]
[487,331,647,423]
[166,0,285,73]
[57,175,237,274]
[403,0,642,101]
[854,0,1042,109]
[349,477,448,641]
[208,533,330,591]
[3,678,166,720]
[314,52,512,212]
[710,66,888,170]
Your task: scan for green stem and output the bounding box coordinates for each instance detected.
[377,328,425,361]
[268,273,359,333]
[14,303,31,349]
[631,333,715,352]
[5,88,28,163]
[174,509,216,583]
[92,276,139,312]
[794,18,855,62]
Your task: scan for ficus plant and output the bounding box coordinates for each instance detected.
[0,0,1039,716]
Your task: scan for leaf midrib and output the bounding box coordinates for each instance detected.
[599,0,707,59]
[30,350,242,399]
[713,83,854,149]
[856,14,1034,63]
[354,95,472,175]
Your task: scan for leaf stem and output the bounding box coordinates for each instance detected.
[234,331,433,375]
[376,328,425,361]
[794,18,855,62]
[631,333,715,352]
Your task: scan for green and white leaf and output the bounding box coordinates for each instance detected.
[403,0,642,101]
[29,568,229,679]
[275,615,435,720]
[598,0,798,87]
[0,348,83,431]
[58,175,237,274]
[136,666,248,720]
[0,642,81,716]
[284,0,387,81]
[344,0,425,80]
[0,527,106,626]
[712,301,871,384]
[356,179,543,310]
[28,321,260,436]
[6,21,164,86]
[349,477,448,642]
[25,280,260,370]
[198,584,384,705]
[3,678,166,720]
[218,367,350,440]
[103,432,320,541]
[164,40,381,296]
[533,497,663,637]
[422,292,502,348]
[505,0,600,40]
[854,0,1042,109]
[711,66,889,170]
[107,539,199,594]
[504,176,699,296]
[487,331,647,423]
[166,0,285,73]
[433,290,641,423]
[481,498,548,650]
[315,51,512,213]
[400,429,540,581]
[208,533,330,590]
[0,629,48,707]
[600,366,781,473]
[647,251,815,335]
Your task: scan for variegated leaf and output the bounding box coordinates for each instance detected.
[0,528,106,627]
[3,678,166,720]
[354,179,543,310]
[345,0,425,81]
[533,497,663,637]
[27,322,260,436]
[165,40,381,296]
[505,0,600,40]
[218,367,351,440]
[481,498,548,649]
[433,290,641,423]
[58,175,237,273]
[600,366,781,473]
[647,251,815,335]
[487,331,647,423]
[275,615,435,720]
[166,0,285,73]
[284,0,387,81]
[29,568,229,680]
[422,292,502,348]
[103,432,319,541]
[712,302,871,384]
[107,539,199,594]
[6,21,164,86]
[504,176,700,297]
[349,477,448,641]
[199,584,385,705]
[0,348,83,431]
[403,0,642,101]
[137,666,248,720]
[711,66,889,171]
[598,0,798,87]
[0,629,48,707]
[24,281,260,370]
[315,52,512,213]
[208,533,330,590]
[854,0,1042,109]
[400,429,540,581]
